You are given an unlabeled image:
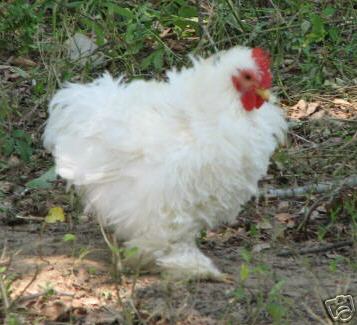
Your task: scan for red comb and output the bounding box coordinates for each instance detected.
[252,47,272,88]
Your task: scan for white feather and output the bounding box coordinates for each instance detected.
[43,46,287,278]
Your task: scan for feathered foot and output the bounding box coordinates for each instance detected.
[157,243,234,282]
[212,272,235,284]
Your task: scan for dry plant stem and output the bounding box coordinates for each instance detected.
[15,215,43,222]
[99,223,122,274]
[195,0,218,53]
[261,175,357,198]
[339,130,357,149]
[224,0,246,33]
[102,306,124,323]
[289,131,317,146]
[38,224,51,265]
[302,302,332,325]
[16,291,74,304]
[11,267,40,307]
[0,241,7,265]
[0,245,10,311]
[130,268,140,299]
[309,266,336,320]
[298,254,343,324]
[0,276,10,311]
[277,240,354,257]
[298,182,344,233]
[297,195,329,233]
[128,298,145,324]
[98,222,124,306]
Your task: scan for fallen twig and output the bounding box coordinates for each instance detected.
[98,222,124,306]
[0,274,10,310]
[196,0,218,53]
[16,291,74,304]
[224,0,246,33]
[15,215,44,222]
[289,131,318,146]
[0,245,10,310]
[297,182,344,233]
[0,241,7,264]
[12,267,40,307]
[277,240,354,257]
[260,175,357,198]
[296,195,329,233]
[339,130,357,149]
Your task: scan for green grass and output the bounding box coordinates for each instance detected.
[0,0,356,162]
[1,0,356,162]
[0,1,356,324]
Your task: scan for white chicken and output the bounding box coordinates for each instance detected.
[43,46,287,280]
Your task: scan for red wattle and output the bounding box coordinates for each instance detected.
[241,91,264,111]
[232,76,265,111]
[241,91,256,111]
[255,95,264,108]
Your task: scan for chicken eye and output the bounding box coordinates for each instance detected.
[243,73,252,81]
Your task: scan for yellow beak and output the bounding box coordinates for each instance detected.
[256,88,271,101]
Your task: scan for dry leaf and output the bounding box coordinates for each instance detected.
[290,99,307,119]
[81,297,100,306]
[78,215,89,223]
[310,110,326,120]
[292,99,307,110]
[275,213,295,228]
[8,155,21,167]
[166,39,187,51]
[12,57,37,68]
[330,137,343,144]
[40,301,68,321]
[310,210,322,221]
[256,219,273,230]
[333,98,352,106]
[316,205,327,213]
[7,73,21,80]
[252,243,271,253]
[0,181,14,193]
[284,59,294,65]
[306,102,320,116]
[160,28,172,38]
[45,207,66,223]
[65,33,104,67]
[277,201,289,212]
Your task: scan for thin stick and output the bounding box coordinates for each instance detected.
[296,195,328,232]
[0,241,7,263]
[277,240,353,257]
[297,182,344,233]
[289,131,317,146]
[0,275,10,310]
[196,0,218,53]
[302,302,332,325]
[339,130,357,149]
[15,215,44,222]
[98,222,124,306]
[0,245,10,310]
[268,0,286,24]
[224,0,246,33]
[16,291,74,304]
[260,175,357,198]
[12,267,40,307]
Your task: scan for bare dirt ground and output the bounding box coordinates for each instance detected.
[1,214,356,324]
[1,94,357,324]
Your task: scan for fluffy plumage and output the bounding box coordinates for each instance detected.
[43,46,287,279]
